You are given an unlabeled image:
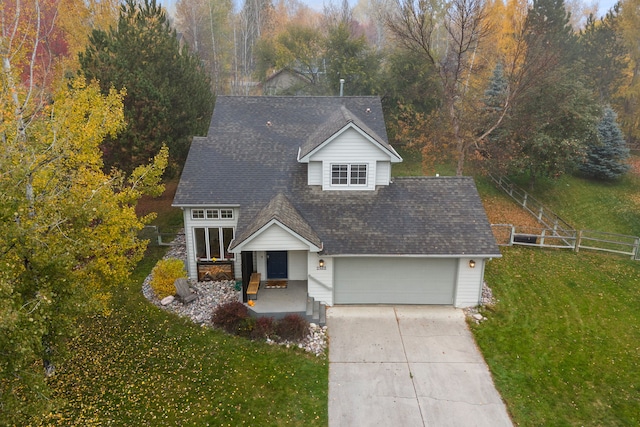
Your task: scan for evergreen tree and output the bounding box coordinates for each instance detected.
[478,62,514,170]
[505,0,600,185]
[80,0,213,174]
[483,62,508,112]
[324,22,381,96]
[579,5,628,103]
[580,106,630,180]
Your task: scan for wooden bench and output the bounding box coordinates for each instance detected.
[247,273,261,300]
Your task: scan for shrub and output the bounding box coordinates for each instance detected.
[251,316,277,340]
[276,314,309,342]
[212,301,249,334]
[150,258,187,298]
[237,317,256,338]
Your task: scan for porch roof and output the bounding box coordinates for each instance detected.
[229,193,322,252]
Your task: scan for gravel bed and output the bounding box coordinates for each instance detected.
[464,281,496,323]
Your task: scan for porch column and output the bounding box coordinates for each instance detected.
[240,251,254,303]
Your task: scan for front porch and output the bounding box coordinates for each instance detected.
[245,280,326,324]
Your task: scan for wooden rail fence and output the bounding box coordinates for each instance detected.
[488,175,640,260]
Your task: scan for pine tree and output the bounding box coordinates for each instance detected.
[579,5,628,103]
[506,0,600,185]
[483,62,508,111]
[580,106,630,180]
[80,0,213,174]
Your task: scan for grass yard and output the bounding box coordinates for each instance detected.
[40,187,328,426]
[474,249,640,426]
[473,169,640,425]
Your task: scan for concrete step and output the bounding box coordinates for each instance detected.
[306,297,314,316]
[319,303,326,325]
[312,299,320,320]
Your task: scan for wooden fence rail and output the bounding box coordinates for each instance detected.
[489,174,575,237]
[488,174,640,260]
[576,230,640,259]
[491,225,640,260]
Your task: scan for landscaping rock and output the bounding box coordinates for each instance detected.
[463,281,496,323]
[160,295,174,306]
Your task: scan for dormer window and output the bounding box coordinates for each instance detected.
[332,164,367,186]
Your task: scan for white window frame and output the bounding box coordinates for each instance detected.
[331,163,368,187]
[191,208,234,220]
[331,164,349,185]
[193,227,235,261]
[350,164,367,185]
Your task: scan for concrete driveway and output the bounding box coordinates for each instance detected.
[327,306,513,427]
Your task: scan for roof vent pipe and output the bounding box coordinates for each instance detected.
[339,78,345,97]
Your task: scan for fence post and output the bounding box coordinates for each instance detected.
[510,226,515,246]
[538,206,544,221]
[540,229,545,246]
[523,193,528,209]
[633,237,640,260]
[575,230,582,253]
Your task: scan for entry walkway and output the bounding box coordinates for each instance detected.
[327,306,513,426]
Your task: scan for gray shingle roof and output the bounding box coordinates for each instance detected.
[229,193,322,251]
[173,96,500,257]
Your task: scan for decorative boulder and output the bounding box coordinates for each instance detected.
[160,295,175,306]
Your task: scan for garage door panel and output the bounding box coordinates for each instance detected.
[334,258,456,305]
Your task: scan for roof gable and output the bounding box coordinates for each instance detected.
[297,105,401,163]
[229,193,322,252]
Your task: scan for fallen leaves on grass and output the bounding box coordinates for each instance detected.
[481,194,541,228]
[40,306,327,426]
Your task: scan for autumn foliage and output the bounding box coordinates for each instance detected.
[150,258,188,299]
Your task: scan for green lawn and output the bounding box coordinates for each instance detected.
[473,171,640,425]
[42,240,327,426]
[475,249,640,426]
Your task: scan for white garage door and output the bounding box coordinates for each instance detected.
[334,257,457,304]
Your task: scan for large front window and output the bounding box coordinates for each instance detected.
[331,164,367,186]
[194,227,234,260]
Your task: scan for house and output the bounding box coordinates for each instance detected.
[172,96,501,310]
[261,69,312,95]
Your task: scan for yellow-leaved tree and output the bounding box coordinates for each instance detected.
[0,54,167,427]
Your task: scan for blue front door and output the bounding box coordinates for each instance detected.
[266,251,288,279]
